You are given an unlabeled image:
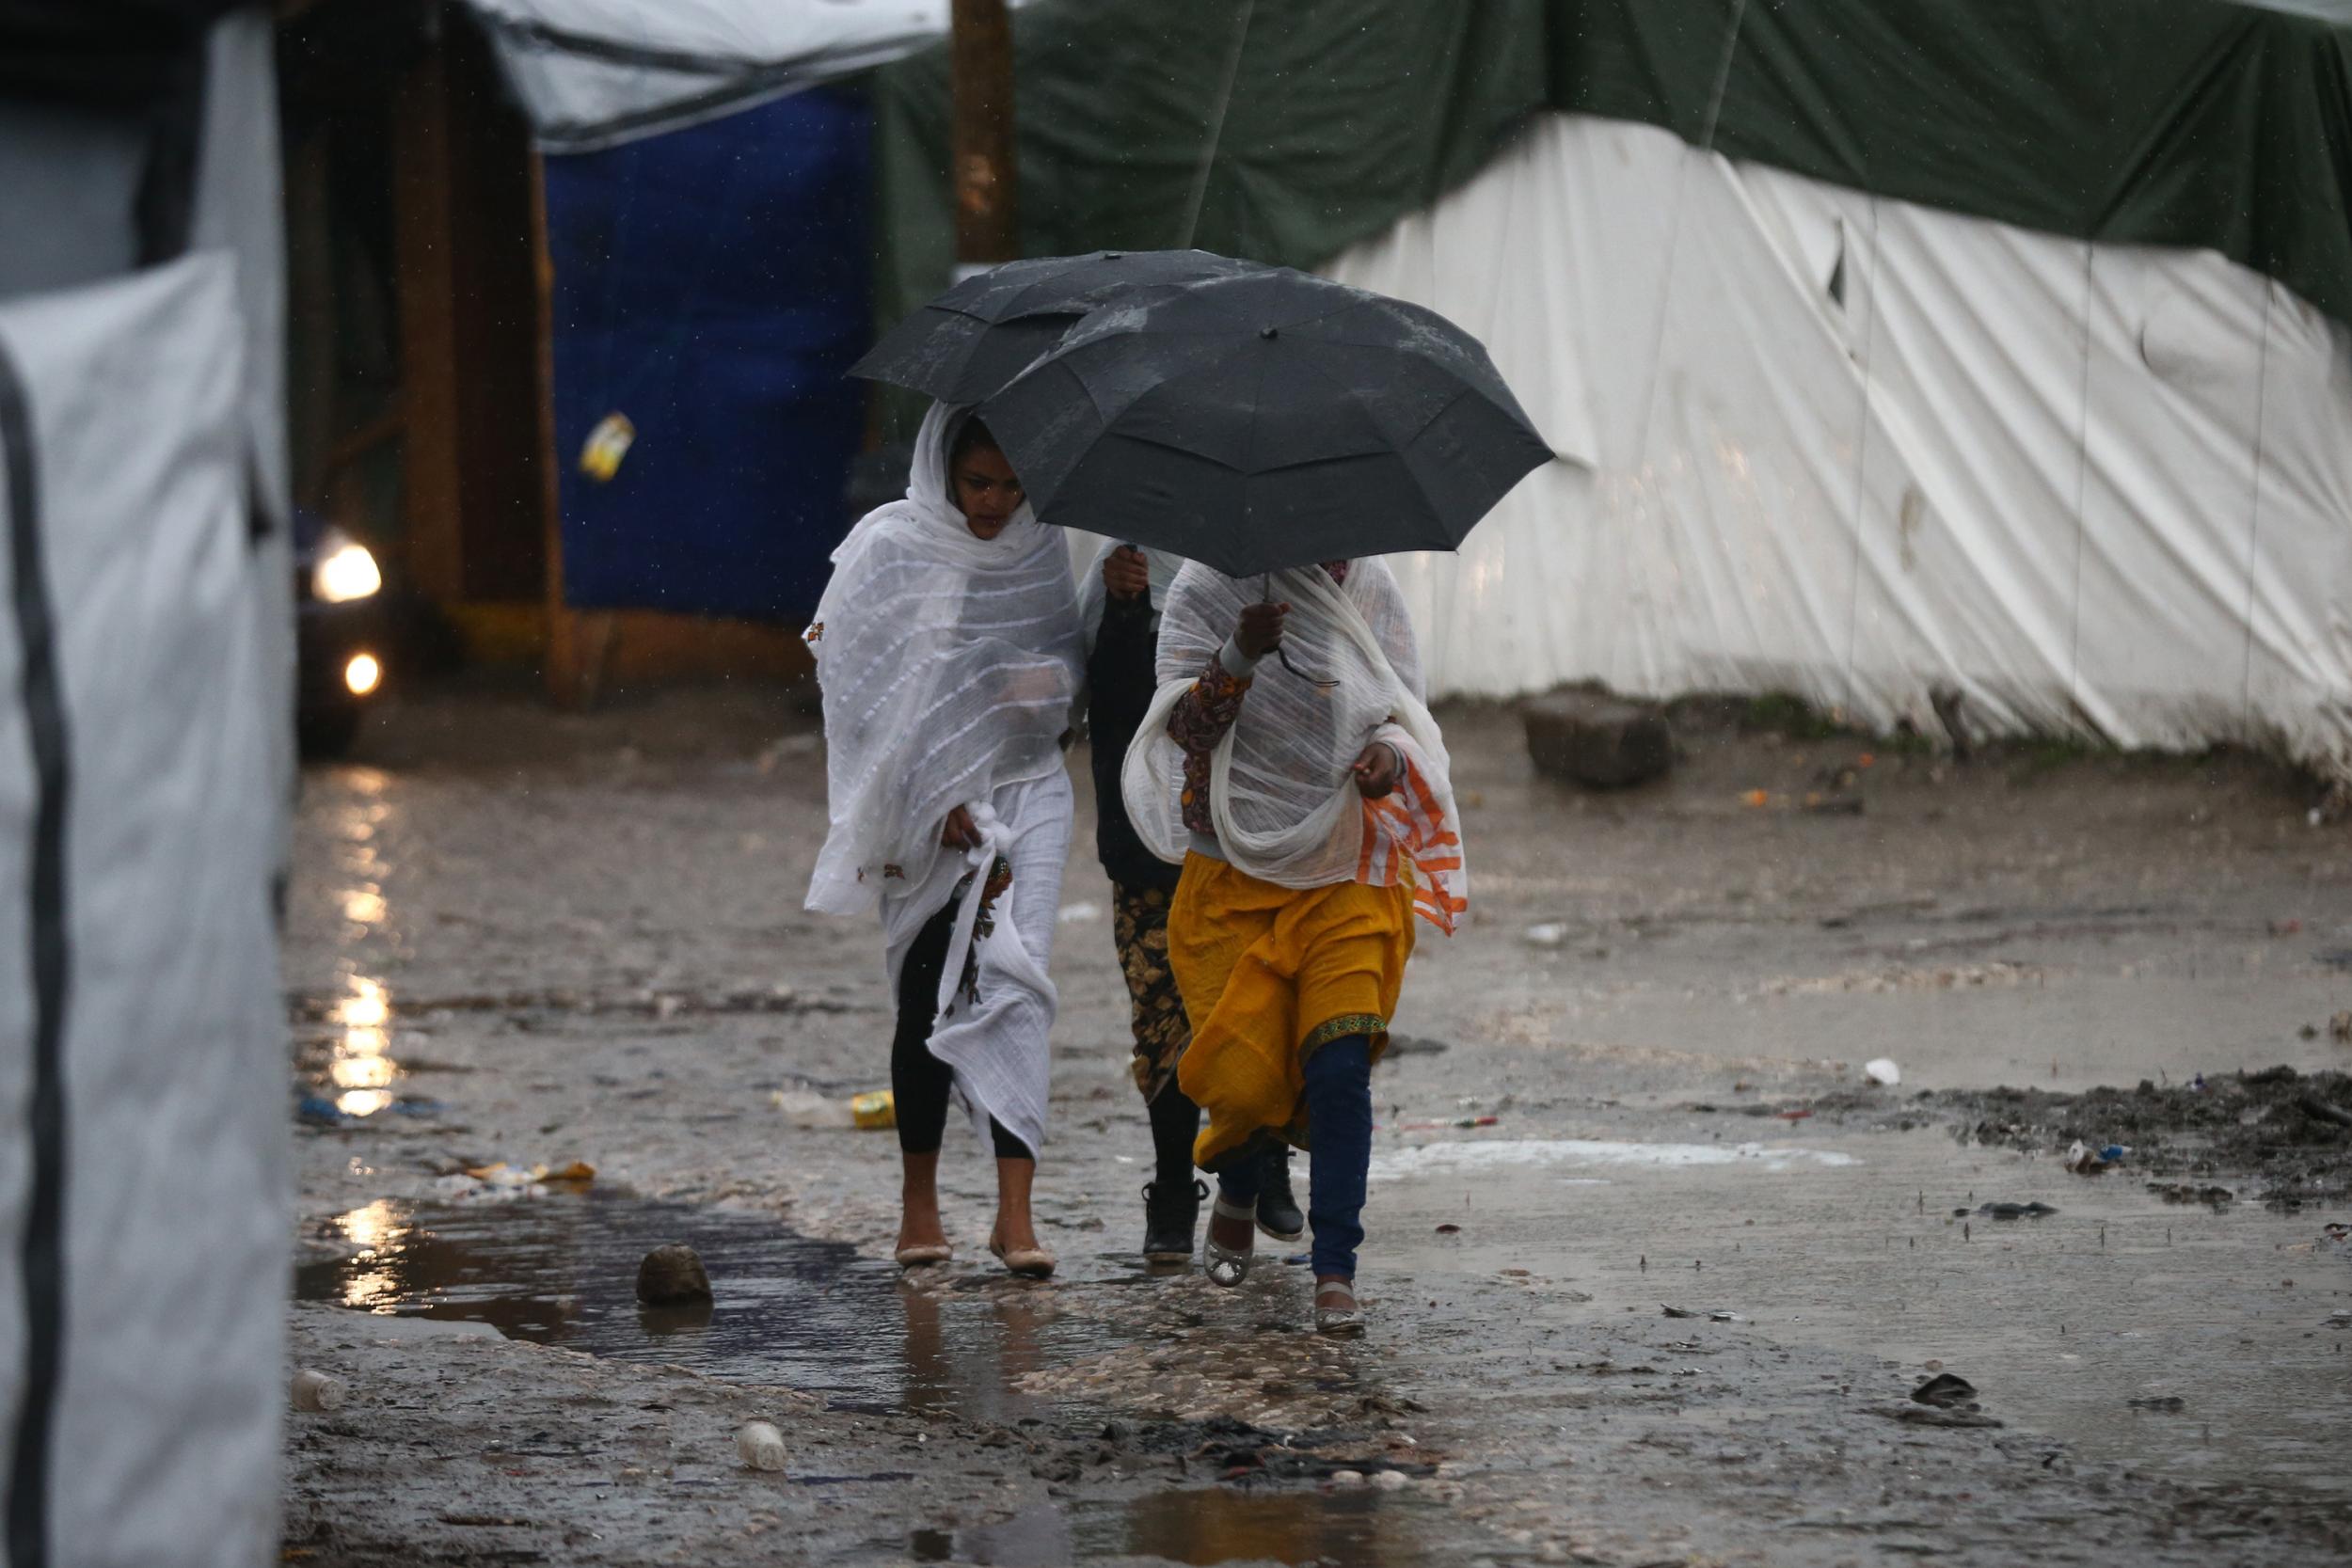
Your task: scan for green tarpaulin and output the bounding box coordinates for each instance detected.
[871,0,2352,345]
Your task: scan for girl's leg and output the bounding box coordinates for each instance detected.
[891,907,960,1252]
[1300,1036,1375,1282]
[989,1119,1043,1257]
[1148,1082,1203,1191]
[1204,1155,1262,1285]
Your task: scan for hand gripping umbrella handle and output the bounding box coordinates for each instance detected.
[1259,573,1339,692]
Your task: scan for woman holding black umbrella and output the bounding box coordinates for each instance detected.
[1121,558,1469,1335]
[1079,542,1305,1269]
[804,404,1083,1278]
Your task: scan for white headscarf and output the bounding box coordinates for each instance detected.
[1120,558,1468,932]
[804,403,1083,919]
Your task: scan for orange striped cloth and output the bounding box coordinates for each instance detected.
[1357,746,1467,934]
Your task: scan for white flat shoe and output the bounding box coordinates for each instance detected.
[1204,1197,1256,1288]
[1313,1279,1364,1337]
[988,1230,1057,1279]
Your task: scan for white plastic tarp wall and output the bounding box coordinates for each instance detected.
[468,0,1029,151]
[1323,112,2352,778]
[0,255,286,1565]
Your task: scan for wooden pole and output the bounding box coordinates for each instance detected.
[527,149,580,707]
[391,42,467,604]
[950,0,1019,267]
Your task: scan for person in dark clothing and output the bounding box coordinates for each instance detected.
[1083,543,1303,1266]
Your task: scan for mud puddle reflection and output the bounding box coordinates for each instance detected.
[900,1488,1430,1566]
[295,1190,1136,1418]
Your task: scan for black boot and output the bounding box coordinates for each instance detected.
[1254,1144,1304,1243]
[1142,1179,1206,1266]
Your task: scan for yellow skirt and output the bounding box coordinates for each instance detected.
[1168,853,1416,1168]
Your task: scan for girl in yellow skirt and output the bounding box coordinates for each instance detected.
[1122,558,1466,1334]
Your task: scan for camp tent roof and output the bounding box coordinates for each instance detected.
[869,0,2352,333]
[464,0,1033,151]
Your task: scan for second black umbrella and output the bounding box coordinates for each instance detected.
[849,248,1267,405]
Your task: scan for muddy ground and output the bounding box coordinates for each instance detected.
[281,678,2352,1566]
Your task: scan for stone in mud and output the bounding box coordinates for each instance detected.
[636,1243,713,1305]
[1522,691,1673,789]
[1912,1372,1977,1408]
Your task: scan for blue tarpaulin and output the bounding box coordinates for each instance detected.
[546,84,869,624]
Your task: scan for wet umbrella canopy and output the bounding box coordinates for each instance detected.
[977,267,1554,577]
[849,247,1269,405]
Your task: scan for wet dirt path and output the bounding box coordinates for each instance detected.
[282,683,2352,1565]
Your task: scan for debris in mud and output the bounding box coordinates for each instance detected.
[1661,1305,1743,1323]
[1970,1201,2058,1220]
[1927,1068,2352,1207]
[736,1420,788,1471]
[1864,1057,1901,1086]
[2127,1396,2187,1413]
[637,1243,713,1306]
[2146,1181,2234,1208]
[2064,1140,2126,1175]
[2330,1010,2352,1044]
[1911,1373,1978,1408]
[290,1369,346,1413]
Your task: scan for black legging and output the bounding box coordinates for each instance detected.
[893,901,1034,1161]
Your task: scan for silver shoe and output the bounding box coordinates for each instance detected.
[1203,1196,1256,1288]
[1313,1280,1364,1337]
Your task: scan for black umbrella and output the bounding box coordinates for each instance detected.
[977,267,1554,577]
[849,248,1269,405]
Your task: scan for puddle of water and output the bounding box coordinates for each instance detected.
[1369,1136,1858,1180]
[1389,1127,2352,1496]
[295,1190,1134,1418]
[902,1489,1426,1566]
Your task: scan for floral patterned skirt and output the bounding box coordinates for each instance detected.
[1112,881,1192,1101]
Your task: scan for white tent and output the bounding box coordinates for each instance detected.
[0,8,292,1564]
[1327,114,2352,776]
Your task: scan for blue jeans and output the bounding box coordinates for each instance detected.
[1216,1036,1373,1278]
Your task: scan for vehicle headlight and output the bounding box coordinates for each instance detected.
[313,530,382,603]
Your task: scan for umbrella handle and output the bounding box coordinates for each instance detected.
[1257,570,1339,693]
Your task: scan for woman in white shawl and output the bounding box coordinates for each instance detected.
[804,404,1082,1277]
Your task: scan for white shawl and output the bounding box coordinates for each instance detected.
[804,403,1083,920]
[1121,559,1469,932]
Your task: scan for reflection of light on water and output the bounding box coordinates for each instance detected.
[329,975,398,1117]
[342,888,387,926]
[332,1055,394,1090]
[339,1198,401,1251]
[335,1198,407,1310]
[335,977,389,1029]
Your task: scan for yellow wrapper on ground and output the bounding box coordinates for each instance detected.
[1168,854,1413,1168]
[850,1089,897,1131]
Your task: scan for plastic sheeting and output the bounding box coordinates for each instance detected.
[0,257,287,1565]
[548,84,871,624]
[469,0,1025,151]
[869,0,2352,346]
[1324,114,2352,776]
